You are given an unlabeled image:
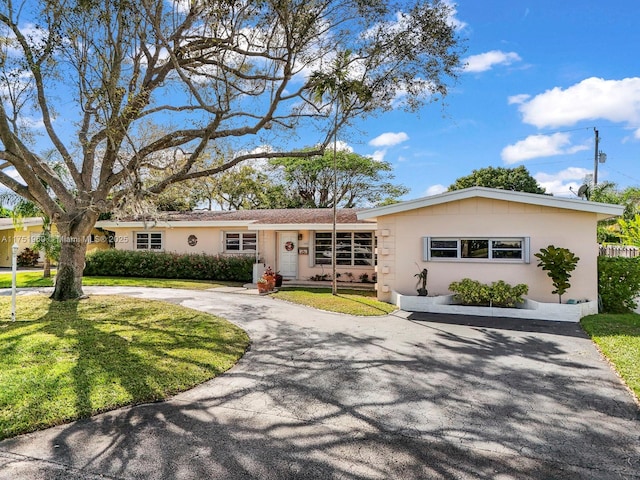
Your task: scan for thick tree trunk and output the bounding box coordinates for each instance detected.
[50,216,96,301]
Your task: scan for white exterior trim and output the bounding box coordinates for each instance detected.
[357,186,624,221]
[0,217,44,230]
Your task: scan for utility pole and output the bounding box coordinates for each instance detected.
[593,127,599,186]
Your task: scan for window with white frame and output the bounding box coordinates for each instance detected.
[314,232,374,266]
[136,232,163,250]
[423,237,529,262]
[225,232,257,252]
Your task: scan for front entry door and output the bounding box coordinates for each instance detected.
[278,232,298,278]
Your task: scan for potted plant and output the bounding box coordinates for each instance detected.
[275,272,283,288]
[415,268,428,296]
[262,265,276,291]
[257,278,270,294]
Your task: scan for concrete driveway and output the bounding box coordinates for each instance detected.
[0,287,638,479]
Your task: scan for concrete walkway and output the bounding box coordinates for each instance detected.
[0,287,638,479]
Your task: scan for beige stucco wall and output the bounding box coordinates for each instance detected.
[373,197,599,304]
[104,225,375,281]
[105,226,261,257]
[0,225,45,267]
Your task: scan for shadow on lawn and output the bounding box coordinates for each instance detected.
[2,294,637,480]
[41,300,162,417]
[0,296,247,441]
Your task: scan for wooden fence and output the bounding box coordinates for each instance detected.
[599,245,639,258]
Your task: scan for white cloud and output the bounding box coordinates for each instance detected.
[463,50,521,73]
[369,132,409,147]
[442,0,468,30]
[534,167,592,197]
[515,77,640,128]
[370,150,387,162]
[501,133,589,164]
[507,94,530,105]
[324,140,354,153]
[425,184,447,196]
[4,167,24,184]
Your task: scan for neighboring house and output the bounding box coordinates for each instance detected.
[0,217,45,268]
[95,209,377,282]
[0,217,109,268]
[357,187,624,304]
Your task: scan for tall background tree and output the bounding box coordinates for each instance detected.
[448,166,546,194]
[0,0,463,300]
[269,150,408,208]
[586,180,640,244]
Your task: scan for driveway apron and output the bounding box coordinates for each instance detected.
[0,286,638,479]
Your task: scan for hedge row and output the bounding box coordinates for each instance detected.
[598,256,640,313]
[84,249,255,282]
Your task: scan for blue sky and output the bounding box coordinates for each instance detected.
[3,1,639,204]
[334,1,640,199]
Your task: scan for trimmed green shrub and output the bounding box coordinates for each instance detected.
[449,278,528,307]
[84,249,255,282]
[598,256,640,313]
[490,280,529,307]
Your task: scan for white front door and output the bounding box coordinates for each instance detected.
[278,232,298,278]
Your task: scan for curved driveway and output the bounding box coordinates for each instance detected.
[1,286,639,479]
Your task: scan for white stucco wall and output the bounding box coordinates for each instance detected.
[373,197,599,304]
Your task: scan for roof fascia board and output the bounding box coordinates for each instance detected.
[0,219,44,231]
[358,187,625,219]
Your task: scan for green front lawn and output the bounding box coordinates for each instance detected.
[0,271,243,290]
[581,313,640,400]
[271,287,396,316]
[0,295,249,440]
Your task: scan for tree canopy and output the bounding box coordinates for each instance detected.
[0,0,464,299]
[269,150,408,208]
[448,166,546,194]
[586,181,640,244]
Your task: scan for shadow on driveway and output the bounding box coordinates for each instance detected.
[408,311,589,337]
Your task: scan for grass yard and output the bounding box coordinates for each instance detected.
[271,287,396,316]
[0,295,249,440]
[581,313,640,401]
[0,271,244,290]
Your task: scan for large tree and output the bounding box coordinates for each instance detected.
[448,166,546,194]
[0,0,463,300]
[270,150,408,207]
